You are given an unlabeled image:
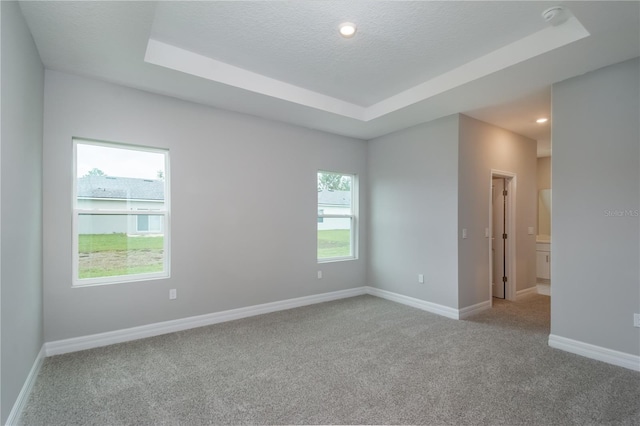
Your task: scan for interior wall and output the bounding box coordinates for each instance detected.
[537,157,552,237]
[457,115,537,307]
[537,156,551,190]
[42,71,368,342]
[367,115,459,309]
[0,2,45,423]
[551,57,639,356]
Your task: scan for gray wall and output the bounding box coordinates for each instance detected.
[0,2,44,423]
[43,71,368,341]
[458,115,538,307]
[367,114,537,310]
[552,58,640,356]
[368,115,460,309]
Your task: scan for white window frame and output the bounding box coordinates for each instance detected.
[317,171,357,263]
[72,138,171,286]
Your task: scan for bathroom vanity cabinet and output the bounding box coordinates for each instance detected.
[536,242,551,279]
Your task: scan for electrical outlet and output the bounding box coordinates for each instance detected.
[634,313,640,328]
[317,270,323,279]
[169,289,177,300]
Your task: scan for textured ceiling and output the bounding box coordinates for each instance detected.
[150,1,547,106]
[18,1,640,155]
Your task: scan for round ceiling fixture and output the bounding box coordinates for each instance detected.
[339,22,357,38]
[542,6,569,26]
[536,118,549,124]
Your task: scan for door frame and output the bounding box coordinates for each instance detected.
[489,170,517,303]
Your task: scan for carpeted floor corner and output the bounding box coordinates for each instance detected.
[21,294,640,425]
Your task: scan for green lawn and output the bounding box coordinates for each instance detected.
[78,233,164,279]
[79,233,164,252]
[79,231,350,279]
[318,229,351,259]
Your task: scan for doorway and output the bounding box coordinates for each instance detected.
[492,177,507,299]
[489,170,516,302]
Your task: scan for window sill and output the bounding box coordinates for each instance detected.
[317,256,357,264]
[73,272,170,288]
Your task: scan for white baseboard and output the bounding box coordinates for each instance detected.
[458,300,491,319]
[45,287,368,356]
[536,283,551,296]
[516,286,539,299]
[548,334,640,372]
[365,287,460,319]
[43,286,490,358]
[6,345,45,426]
[45,286,465,357]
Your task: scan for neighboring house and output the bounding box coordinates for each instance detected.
[317,190,351,231]
[77,176,165,235]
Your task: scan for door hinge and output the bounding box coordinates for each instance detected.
[502,276,508,282]
[502,233,508,239]
[503,190,508,196]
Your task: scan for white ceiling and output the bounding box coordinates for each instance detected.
[19,1,640,156]
[150,1,547,106]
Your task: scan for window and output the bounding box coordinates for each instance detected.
[73,139,170,285]
[136,213,162,233]
[317,171,356,262]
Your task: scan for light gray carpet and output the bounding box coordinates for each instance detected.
[21,294,640,425]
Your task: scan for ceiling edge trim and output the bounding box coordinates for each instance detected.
[144,39,366,120]
[365,16,590,121]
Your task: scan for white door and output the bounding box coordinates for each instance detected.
[492,178,506,299]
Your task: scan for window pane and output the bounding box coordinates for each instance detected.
[74,139,170,285]
[317,217,352,259]
[76,142,166,210]
[317,172,352,215]
[317,171,355,261]
[78,214,165,280]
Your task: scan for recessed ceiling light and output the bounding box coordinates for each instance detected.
[339,22,357,38]
[536,118,549,124]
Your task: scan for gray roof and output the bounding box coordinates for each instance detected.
[318,190,350,207]
[77,176,164,201]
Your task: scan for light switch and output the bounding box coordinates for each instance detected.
[528,226,534,235]
[418,274,424,284]
[485,228,490,238]
[462,228,468,239]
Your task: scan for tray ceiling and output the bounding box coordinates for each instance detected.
[18,1,640,150]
